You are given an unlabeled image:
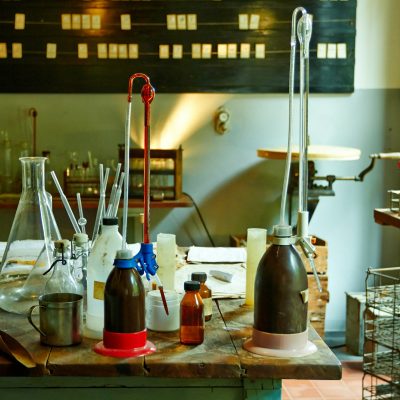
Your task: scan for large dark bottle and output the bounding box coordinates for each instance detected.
[104,251,145,334]
[254,225,308,335]
[94,249,156,358]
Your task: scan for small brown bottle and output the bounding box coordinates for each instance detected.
[191,272,212,321]
[180,281,204,345]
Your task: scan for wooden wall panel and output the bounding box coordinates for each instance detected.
[0,0,356,93]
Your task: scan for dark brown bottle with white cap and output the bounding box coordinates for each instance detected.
[191,272,212,321]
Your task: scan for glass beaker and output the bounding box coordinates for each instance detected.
[0,157,60,314]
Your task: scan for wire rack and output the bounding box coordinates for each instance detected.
[363,267,400,400]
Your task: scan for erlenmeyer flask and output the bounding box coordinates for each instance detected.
[0,157,60,314]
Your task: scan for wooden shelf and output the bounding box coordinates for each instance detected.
[0,193,193,210]
[374,208,400,229]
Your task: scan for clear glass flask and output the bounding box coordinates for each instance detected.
[0,157,60,314]
[44,240,82,295]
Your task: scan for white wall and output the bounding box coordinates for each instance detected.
[355,0,400,89]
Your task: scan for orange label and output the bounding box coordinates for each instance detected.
[93,281,105,300]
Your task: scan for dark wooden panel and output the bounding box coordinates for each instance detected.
[0,0,356,93]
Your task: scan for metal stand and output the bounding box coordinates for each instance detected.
[362,267,400,399]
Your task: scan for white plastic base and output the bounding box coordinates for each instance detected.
[243,327,318,358]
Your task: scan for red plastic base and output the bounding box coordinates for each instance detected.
[94,329,156,358]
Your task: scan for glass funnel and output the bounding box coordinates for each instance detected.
[0,157,61,314]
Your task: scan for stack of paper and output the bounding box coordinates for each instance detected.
[176,246,247,299]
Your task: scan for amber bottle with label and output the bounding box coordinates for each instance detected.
[180,281,204,345]
[191,272,212,321]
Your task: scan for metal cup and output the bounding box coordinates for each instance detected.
[27,293,83,346]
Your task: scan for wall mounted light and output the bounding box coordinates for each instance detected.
[214,106,230,135]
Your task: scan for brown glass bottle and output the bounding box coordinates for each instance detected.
[180,281,204,345]
[104,258,145,333]
[254,243,308,334]
[191,272,212,321]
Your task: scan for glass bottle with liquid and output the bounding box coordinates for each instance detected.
[191,272,212,321]
[104,249,145,334]
[72,233,89,315]
[44,240,82,295]
[180,280,204,345]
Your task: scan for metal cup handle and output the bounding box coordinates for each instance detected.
[27,305,46,336]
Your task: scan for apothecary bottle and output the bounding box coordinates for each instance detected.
[191,272,212,321]
[180,280,204,345]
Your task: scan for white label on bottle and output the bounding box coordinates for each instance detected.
[203,297,212,318]
[93,281,105,300]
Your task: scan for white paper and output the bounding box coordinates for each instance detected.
[46,43,57,59]
[187,14,197,30]
[118,44,128,59]
[167,14,177,30]
[81,14,91,30]
[172,44,183,59]
[61,14,71,30]
[120,14,131,30]
[317,43,327,59]
[187,246,246,263]
[238,14,248,30]
[240,43,251,59]
[129,44,139,59]
[14,13,25,30]
[218,44,227,58]
[175,262,245,298]
[0,43,7,58]
[97,43,108,59]
[78,43,88,59]
[159,44,169,59]
[72,14,81,30]
[12,43,22,59]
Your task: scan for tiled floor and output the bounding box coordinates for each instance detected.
[282,361,363,400]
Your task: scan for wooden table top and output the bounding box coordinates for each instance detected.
[0,299,341,380]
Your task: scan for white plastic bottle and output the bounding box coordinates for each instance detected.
[84,217,123,339]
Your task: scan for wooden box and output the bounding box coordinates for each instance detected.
[119,146,183,200]
[345,291,366,355]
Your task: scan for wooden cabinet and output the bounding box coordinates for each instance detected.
[119,146,183,200]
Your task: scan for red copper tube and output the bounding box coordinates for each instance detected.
[126,74,155,244]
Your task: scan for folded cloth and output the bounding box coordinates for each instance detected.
[0,330,36,368]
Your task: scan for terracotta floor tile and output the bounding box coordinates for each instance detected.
[313,380,357,399]
[282,361,365,400]
[281,387,291,400]
[344,379,363,397]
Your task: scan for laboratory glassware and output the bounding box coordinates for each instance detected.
[44,240,82,296]
[0,156,61,314]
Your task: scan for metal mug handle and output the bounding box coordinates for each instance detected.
[27,305,46,336]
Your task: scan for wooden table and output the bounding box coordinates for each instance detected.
[0,299,341,400]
